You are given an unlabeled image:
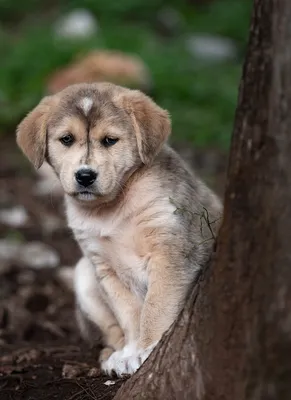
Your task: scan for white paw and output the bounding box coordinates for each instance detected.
[101,342,157,377]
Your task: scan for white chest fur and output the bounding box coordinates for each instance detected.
[65,172,177,301]
[66,199,150,300]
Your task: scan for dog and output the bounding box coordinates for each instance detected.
[46,50,152,95]
[16,82,222,376]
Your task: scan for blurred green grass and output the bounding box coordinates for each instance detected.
[0,0,252,149]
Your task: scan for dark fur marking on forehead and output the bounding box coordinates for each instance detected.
[48,86,133,140]
[52,88,127,129]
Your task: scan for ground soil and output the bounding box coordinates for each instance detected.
[0,136,226,400]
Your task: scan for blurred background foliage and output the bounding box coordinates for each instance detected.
[0,0,252,149]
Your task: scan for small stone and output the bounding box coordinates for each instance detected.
[186,34,237,62]
[104,380,116,386]
[87,367,101,377]
[0,206,29,228]
[54,9,98,40]
[62,364,82,379]
[19,242,60,269]
[16,349,41,364]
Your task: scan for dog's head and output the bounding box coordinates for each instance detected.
[17,83,171,204]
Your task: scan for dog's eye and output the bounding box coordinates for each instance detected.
[60,134,75,147]
[102,137,119,147]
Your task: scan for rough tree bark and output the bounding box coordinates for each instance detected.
[114,0,291,399]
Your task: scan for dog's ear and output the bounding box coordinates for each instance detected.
[124,91,171,164]
[16,96,55,169]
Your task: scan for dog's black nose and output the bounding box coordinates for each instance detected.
[75,168,97,187]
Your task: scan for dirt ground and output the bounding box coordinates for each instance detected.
[0,136,226,400]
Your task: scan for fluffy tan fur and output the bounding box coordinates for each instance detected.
[17,83,222,376]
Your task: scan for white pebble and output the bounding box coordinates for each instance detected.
[19,241,60,269]
[186,34,237,62]
[104,380,116,386]
[54,9,98,39]
[0,206,29,228]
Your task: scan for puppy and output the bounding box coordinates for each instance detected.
[16,83,222,376]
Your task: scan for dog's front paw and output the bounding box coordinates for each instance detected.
[101,342,157,377]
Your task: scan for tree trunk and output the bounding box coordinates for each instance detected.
[114,0,291,399]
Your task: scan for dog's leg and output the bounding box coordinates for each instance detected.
[95,263,142,345]
[95,263,145,376]
[75,258,125,361]
[138,266,190,349]
[102,257,193,376]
